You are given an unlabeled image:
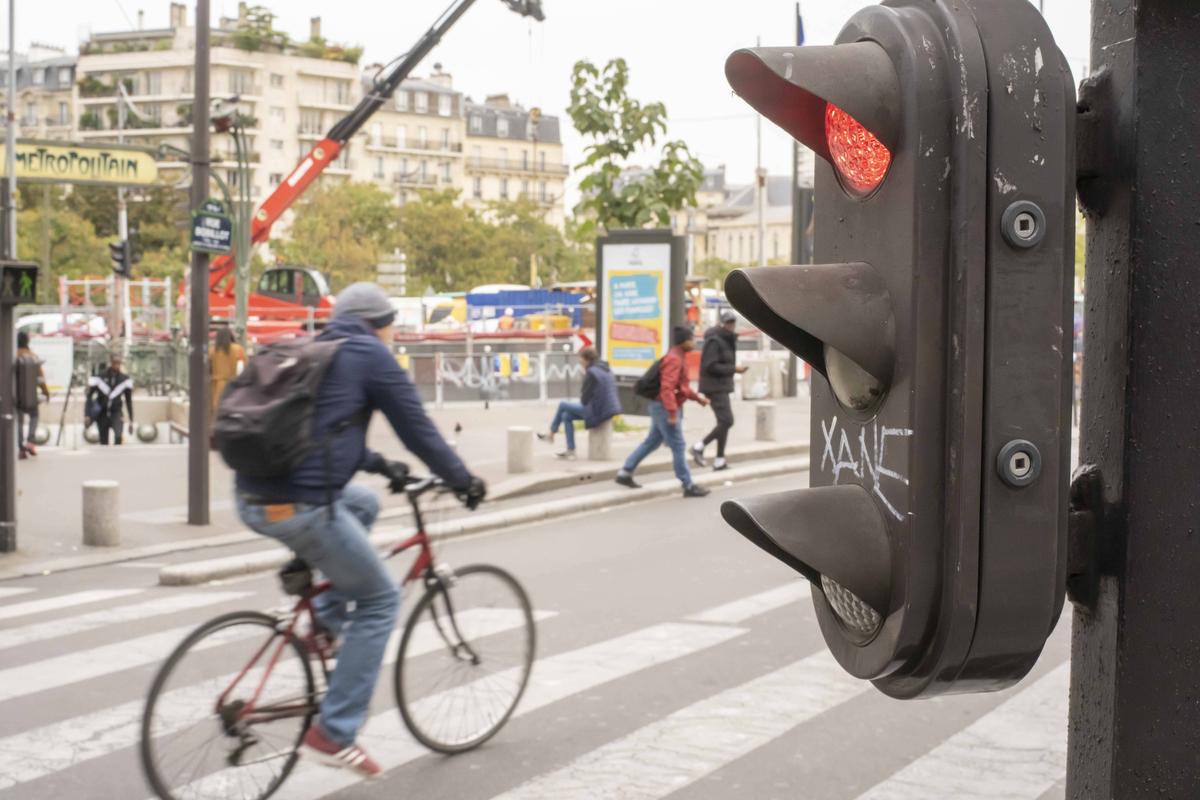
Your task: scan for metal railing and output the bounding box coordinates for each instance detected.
[464,157,569,175]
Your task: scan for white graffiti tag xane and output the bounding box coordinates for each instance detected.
[819,416,914,521]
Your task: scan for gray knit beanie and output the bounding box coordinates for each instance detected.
[334,282,396,329]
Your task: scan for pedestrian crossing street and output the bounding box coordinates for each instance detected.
[0,574,1069,799]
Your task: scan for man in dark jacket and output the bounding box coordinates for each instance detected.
[692,310,748,471]
[16,331,51,459]
[538,346,621,459]
[616,326,711,497]
[85,354,134,445]
[235,282,485,778]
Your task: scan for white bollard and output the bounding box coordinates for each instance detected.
[755,402,777,442]
[507,426,534,474]
[588,419,614,461]
[82,480,120,547]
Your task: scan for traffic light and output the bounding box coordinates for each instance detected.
[721,0,1075,698]
[109,239,133,278]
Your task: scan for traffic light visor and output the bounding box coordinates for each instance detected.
[725,43,900,167]
[721,485,892,616]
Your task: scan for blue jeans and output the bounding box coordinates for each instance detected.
[236,483,399,747]
[551,400,586,450]
[622,401,693,488]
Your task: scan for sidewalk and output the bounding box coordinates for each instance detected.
[4,394,811,579]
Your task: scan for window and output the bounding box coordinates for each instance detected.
[469,114,481,133]
[414,92,428,113]
[521,150,529,169]
[520,179,529,198]
[419,161,428,179]
[145,71,162,95]
[472,176,482,199]
[539,181,547,202]
[499,146,509,166]
[31,68,44,86]
[269,172,283,186]
[772,232,780,259]
[269,73,285,88]
[396,125,407,147]
[497,117,509,137]
[416,126,427,146]
[737,235,743,261]
[58,102,69,125]
[395,91,409,112]
[22,102,35,126]
[539,151,546,171]
[370,122,382,145]
[500,178,509,199]
[270,138,284,150]
[374,157,385,179]
[327,79,351,105]
[441,128,450,149]
[438,93,452,116]
[400,158,409,176]
[145,102,162,124]
[228,69,251,95]
[300,110,321,134]
[471,145,482,166]
[269,106,286,122]
[441,162,452,182]
[57,67,70,85]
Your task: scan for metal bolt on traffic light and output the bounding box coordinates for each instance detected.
[721,0,1076,697]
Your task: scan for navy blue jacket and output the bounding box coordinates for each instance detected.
[580,360,622,429]
[237,316,471,504]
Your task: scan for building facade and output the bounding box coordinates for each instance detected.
[0,46,77,142]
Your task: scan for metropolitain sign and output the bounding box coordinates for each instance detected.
[0,139,159,186]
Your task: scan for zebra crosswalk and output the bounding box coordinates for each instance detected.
[0,574,1071,800]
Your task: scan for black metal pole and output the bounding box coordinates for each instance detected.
[1068,0,1200,794]
[0,297,14,553]
[187,0,211,526]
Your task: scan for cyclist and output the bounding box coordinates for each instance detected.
[235,282,486,778]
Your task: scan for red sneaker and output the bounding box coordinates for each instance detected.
[302,725,383,779]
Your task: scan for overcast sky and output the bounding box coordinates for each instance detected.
[7,0,1092,189]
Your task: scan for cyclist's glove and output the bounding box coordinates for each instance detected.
[365,455,411,493]
[456,476,487,510]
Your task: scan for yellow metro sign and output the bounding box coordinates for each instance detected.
[0,139,159,186]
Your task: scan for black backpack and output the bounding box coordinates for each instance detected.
[633,358,663,399]
[214,338,359,479]
[14,355,41,414]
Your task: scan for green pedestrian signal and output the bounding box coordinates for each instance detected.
[0,262,38,305]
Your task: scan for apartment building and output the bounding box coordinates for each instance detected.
[0,46,76,141]
[464,94,568,228]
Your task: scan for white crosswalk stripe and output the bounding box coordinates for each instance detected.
[686,581,810,624]
[0,591,250,650]
[0,588,142,622]
[491,650,867,800]
[854,664,1070,799]
[0,588,35,602]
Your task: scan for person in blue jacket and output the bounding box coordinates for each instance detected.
[236,282,485,778]
[538,346,622,459]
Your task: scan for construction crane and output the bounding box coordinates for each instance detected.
[208,0,546,330]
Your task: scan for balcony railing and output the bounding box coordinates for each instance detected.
[394,171,439,186]
[464,157,569,175]
[299,93,355,109]
[368,137,463,153]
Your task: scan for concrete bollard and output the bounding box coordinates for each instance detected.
[755,402,777,442]
[588,419,614,461]
[82,480,120,547]
[507,426,534,474]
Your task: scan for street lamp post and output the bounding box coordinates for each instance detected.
[187,0,211,526]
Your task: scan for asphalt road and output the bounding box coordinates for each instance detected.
[0,472,1070,800]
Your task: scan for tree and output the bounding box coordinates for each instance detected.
[395,190,498,294]
[567,58,705,236]
[487,198,592,286]
[16,205,108,289]
[275,180,398,287]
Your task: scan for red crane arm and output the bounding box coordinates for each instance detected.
[209,138,344,297]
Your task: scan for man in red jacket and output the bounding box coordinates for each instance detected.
[616,326,711,497]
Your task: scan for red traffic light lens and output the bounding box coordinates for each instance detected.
[825,102,891,197]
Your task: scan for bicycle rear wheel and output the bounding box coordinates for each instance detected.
[141,611,316,800]
[394,564,536,753]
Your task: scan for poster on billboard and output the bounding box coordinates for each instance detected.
[30,335,75,393]
[598,232,685,379]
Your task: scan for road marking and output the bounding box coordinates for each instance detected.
[181,622,748,800]
[686,581,810,624]
[0,607,549,791]
[0,591,250,650]
[0,588,35,602]
[854,663,1070,799]
[0,588,142,622]
[491,650,866,800]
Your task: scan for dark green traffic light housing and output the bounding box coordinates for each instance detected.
[721,0,1076,697]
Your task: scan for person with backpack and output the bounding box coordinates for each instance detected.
[691,310,748,471]
[537,346,621,459]
[225,282,485,779]
[15,332,51,459]
[85,353,134,445]
[616,326,711,497]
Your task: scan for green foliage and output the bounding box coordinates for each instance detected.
[275,181,399,288]
[231,6,290,52]
[696,256,739,290]
[1075,227,1085,284]
[16,204,108,284]
[567,58,704,236]
[79,111,102,130]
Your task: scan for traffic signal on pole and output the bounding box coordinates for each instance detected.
[109,239,133,278]
[721,0,1076,697]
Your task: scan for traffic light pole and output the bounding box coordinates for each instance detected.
[187,0,211,527]
[1069,0,1200,794]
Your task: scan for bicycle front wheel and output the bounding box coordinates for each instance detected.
[395,564,536,753]
[141,611,316,800]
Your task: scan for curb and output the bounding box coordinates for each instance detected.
[158,456,811,586]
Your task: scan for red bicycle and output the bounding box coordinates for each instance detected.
[140,476,536,800]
